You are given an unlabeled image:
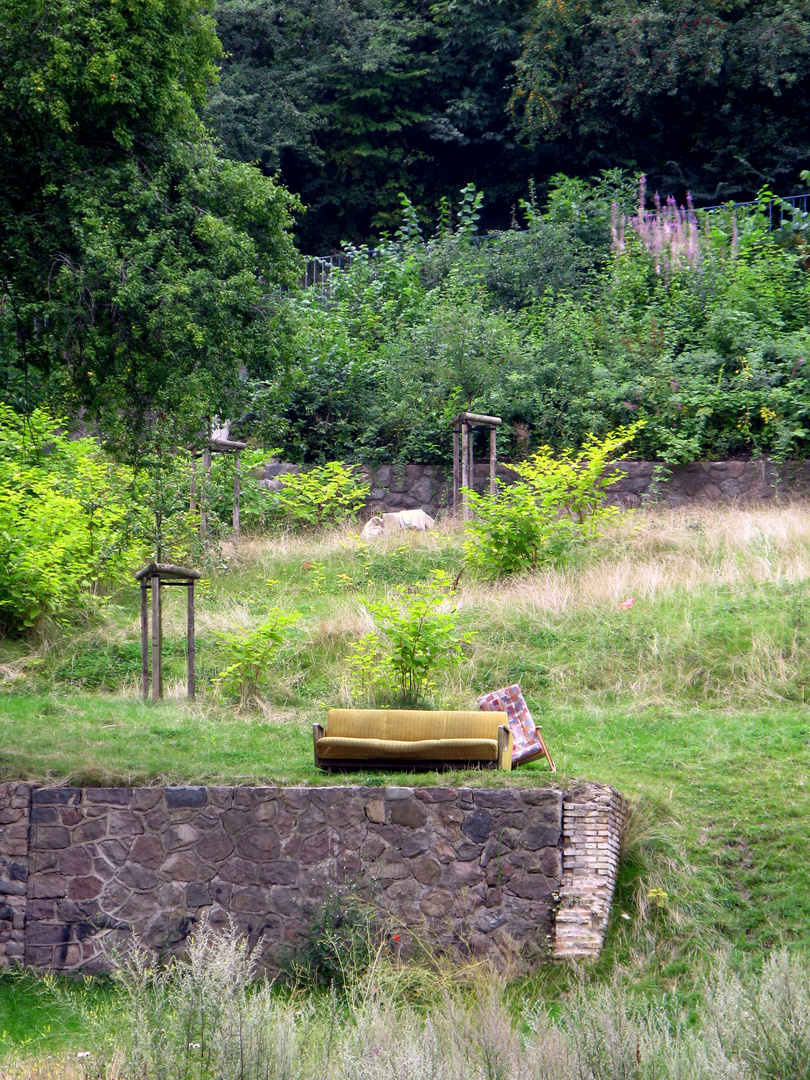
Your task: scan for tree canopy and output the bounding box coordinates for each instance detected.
[510,0,810,200]
[0,0,300,454]
[209,0,810,247]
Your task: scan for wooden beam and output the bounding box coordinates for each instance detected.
[489,425,497,496]
[461,422,469,521]
[140,583,149,700]
[200,448,211,544]
[233,450,240,555]
[187,579,195,701]
[452,428,460,512]
[151,574,161,702]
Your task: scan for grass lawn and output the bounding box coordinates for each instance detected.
[1,504,809,1052]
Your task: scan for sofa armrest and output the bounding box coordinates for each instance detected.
[313,723,325,767]
[497,725,513,771]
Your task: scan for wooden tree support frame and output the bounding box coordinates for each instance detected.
[196,434,247,555]
[450,412,502,519]
[135,563,202,702]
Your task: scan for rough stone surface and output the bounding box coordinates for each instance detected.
[553,784,626,960]
[0,783,626,973]
[260,459,810,520]
[0,783,32,966]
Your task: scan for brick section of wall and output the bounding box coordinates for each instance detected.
[24,785,565,974]
[554,784,626,960]
[0,782,627,972]
[0,782,32,966]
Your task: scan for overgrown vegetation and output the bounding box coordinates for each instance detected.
[210,0,810,246]
[464,426,640,577]
[265,177,810,468]
[8,925,810,1079]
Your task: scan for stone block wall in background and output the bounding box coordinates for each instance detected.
[0,783,627,973]
[259,459,810,520]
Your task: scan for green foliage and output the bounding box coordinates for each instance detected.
[0,407,141,634]
[274,462,369,527]
[350,569,474,706]
[0,0,300,451]
[464,425,642,578]
[511,0,810,200]
[212,609,300,705]
[211,0,538,248]
[272,174,810,466]
[283,889,381,990]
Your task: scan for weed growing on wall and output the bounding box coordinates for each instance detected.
[464,424,642,578]
[282,889,383,991]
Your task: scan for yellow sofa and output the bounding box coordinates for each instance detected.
[313,709,513,771]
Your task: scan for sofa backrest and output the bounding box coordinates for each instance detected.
[326,709,506,742]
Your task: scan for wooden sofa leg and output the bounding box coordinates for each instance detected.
[313,723,325,769]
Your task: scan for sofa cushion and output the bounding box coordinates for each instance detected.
[316,736,499,761]
[326,709,505,742]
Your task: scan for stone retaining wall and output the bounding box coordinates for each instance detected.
[0,783,31,965]
[259,459,810,519]
[1,783,626,974]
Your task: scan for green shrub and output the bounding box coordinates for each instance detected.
[283,889,382,991]
[464,424,642,578]
[0,406,142,634]
[274,462,369,527]
[212,608,300,705]
[349,569,473,707]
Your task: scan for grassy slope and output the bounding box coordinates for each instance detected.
[1,505,809,1047]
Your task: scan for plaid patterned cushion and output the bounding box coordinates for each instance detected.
[476,684,554,769]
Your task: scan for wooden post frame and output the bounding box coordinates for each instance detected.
[140,582,149,699]
[200,449,211,544]
[200,434,247,554]
[233,450,240,555]
[450,412,502,515]
[151,573,161,702]
[135,563,202,702]
[460,421,469,520]
[187,579,195,700]
[452,427,460,511]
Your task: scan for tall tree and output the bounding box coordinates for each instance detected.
[510,0,810,199]
[0,0,299,454]
[210,0,550,248]
[210,0,437,248]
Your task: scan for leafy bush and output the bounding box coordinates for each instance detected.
[274,462,369,527]
[283,889,382,991]
[349,569,473,707]
[0,407,141,634]
[212,609,300,704]
[464,424,642,578]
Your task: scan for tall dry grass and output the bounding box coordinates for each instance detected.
[7,925,809,1080]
